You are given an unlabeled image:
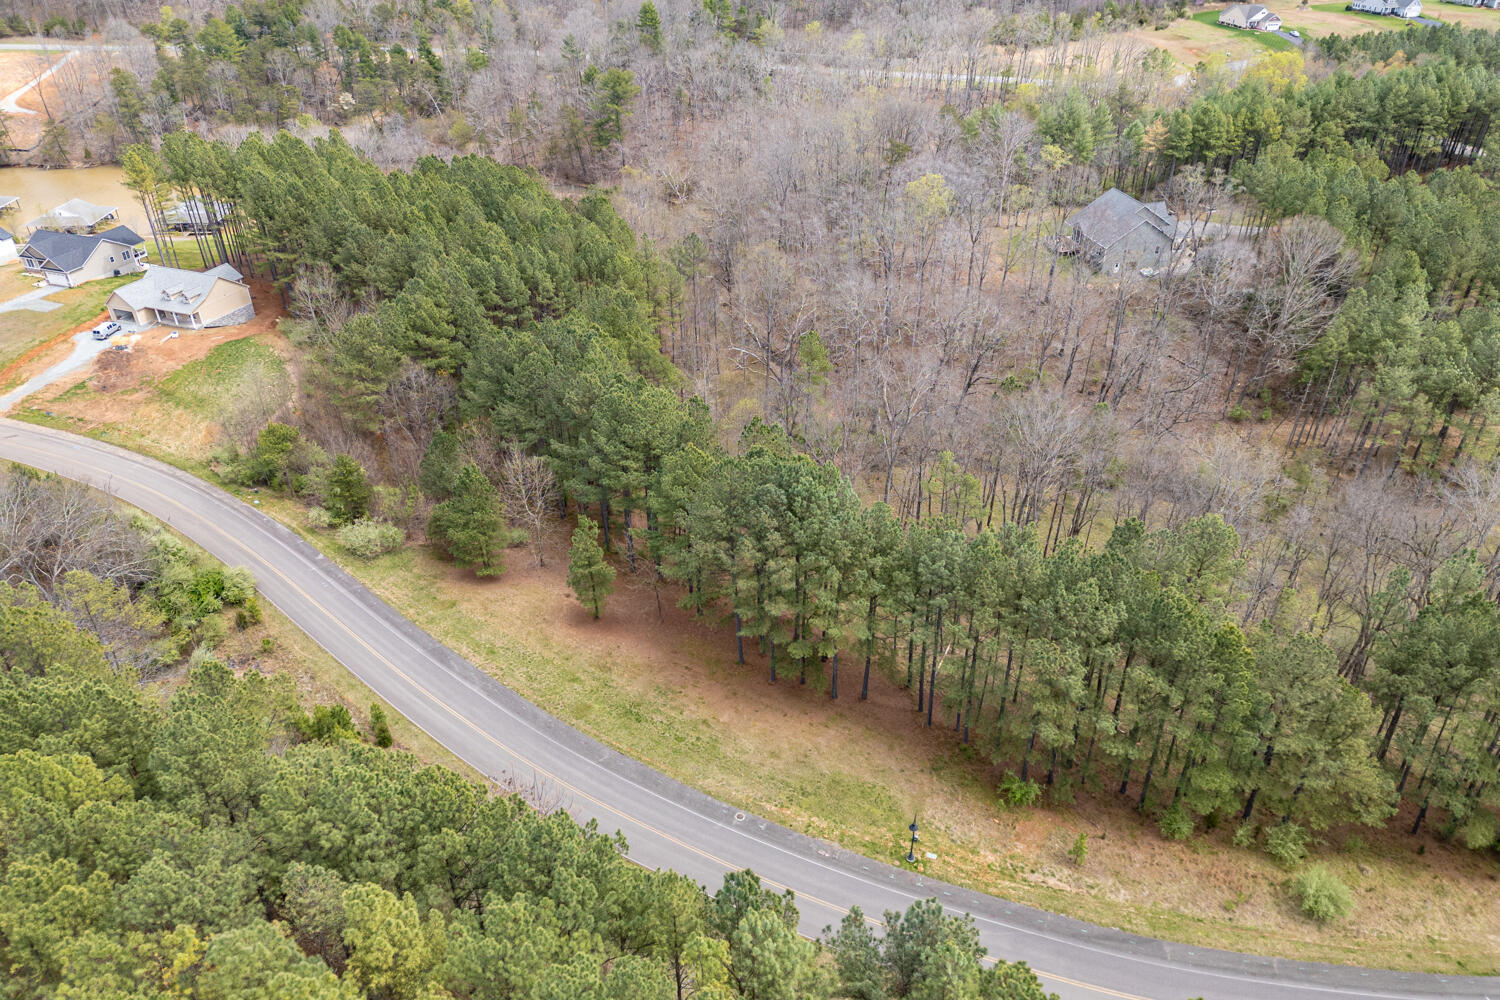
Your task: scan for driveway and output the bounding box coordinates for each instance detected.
[0,285,62,315]
[0,327,114,411]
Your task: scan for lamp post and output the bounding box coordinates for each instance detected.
[906,816,920,863]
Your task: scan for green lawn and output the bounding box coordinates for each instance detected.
[1189,10,1296,49]
[153,236,222,272]
[0,273,136,375]
[157,338,287,418]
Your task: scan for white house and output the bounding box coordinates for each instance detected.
[1218,4,1284,29]
[0,227,16,266]
[1350,0,1423,16]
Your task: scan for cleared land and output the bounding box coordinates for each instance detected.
[0,271,133,381]
[8,329,1500,974]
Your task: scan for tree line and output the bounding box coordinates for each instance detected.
[118,131,1500,854]
[0,512,1056,999]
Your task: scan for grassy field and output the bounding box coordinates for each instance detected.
[1189,11,1296,50]
[12,331,1500,974]
[0,273,135,373]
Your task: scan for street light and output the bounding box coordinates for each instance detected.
[906,816,920,863]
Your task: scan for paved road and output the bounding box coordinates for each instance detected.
[0,419,1495,1000]
[0,48,75,115]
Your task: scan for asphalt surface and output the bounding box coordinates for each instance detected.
[2,418,1495,1000]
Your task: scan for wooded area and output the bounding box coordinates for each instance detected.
[10,0,1500,958]
[0,467,1055,1000]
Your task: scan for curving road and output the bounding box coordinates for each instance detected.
[1,418,1494,1000]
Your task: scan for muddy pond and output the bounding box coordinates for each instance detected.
[0,165,149,235]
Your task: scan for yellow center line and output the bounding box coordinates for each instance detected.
[6,432,1145,1000]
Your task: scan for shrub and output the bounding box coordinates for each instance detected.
[1455,812,1498,851]
[1068,832,1088,867]
[1291,865,1352,924]
[998,773,1042,809]
[306,506,334,530]
[370,703,394,748]
[234,597,262,630]
[1264,822,1310,866]
[260,637,275,655]
[299,704,356,743]
[221,566,256,606]
[1158,803,1194,841]
[1232,823,1258,848]
[337,518,405,559]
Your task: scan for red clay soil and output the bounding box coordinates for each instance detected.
[28,278,286,403]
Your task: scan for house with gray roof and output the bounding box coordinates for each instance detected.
[106,263,254,331]
[0,227,15,266]
[1218,3,1283,28]
[19,227,147,287]
[1350,0,1422,15]
[25,197,120,234]
[1063,188,1177,276]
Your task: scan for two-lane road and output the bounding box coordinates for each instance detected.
[1,419,1493,1000]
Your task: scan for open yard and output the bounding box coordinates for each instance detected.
[1189,10,1297,49]
[12,329,1500,974]
[0,272,134,379]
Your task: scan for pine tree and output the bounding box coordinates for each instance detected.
[428,463,507,577]
[324,455,372,524]
[637,1,663,53]
[568,516,615,619]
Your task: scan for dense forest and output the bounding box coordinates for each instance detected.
[96,130,1500,862]
[10,0,1500,955]
[0,467,1055,1000]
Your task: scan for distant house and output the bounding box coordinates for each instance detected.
[1218,3,1283,29]
[1350,0,1422,15]
[105,263,254,330]
[0,227,16,266]
[19,226,148,287]
[1442,0,1495,8]
[24,197,120,234]
[1063,188,1177,276]
[162,198,231,233]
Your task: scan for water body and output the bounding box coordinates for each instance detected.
[0,165,148,235]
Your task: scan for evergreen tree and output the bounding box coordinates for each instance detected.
[427,463,507,577]
[637,1,663,53]
[568,516,615,619]
[323,456,371,525]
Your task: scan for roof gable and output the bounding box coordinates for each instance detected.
[20,229,108,272]
[1065,188,1176,250]
[111,264,247,314]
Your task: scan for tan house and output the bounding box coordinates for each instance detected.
[106,263,254,330]
[19,226,148,287]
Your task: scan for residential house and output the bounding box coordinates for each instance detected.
[1063,188,1177,276]
[19,226,148,287]
[105,263,255,330]
[0,227,16,266]
[1350,0,1422,15]
[1218,4,1284,29]
[162,198,232,233]
[24,197,120,234]
[1442,0,1497,8]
